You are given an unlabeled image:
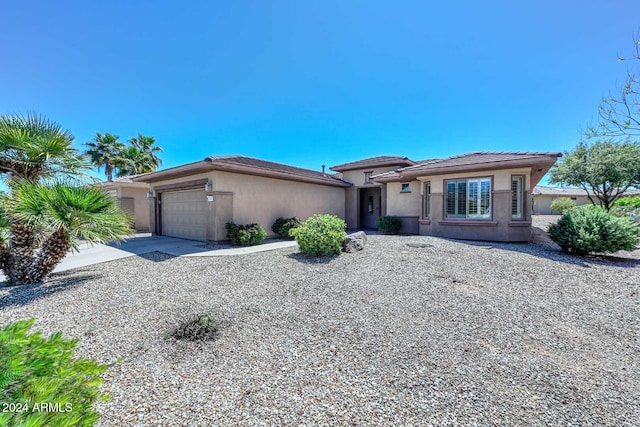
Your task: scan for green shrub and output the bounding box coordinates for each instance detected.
[613,196,640,209]
[550,197,576,214]
[271,217,302,239]
[225,222,267,246]
[376,216,402,234]
[548,206,640,255]
[610,205,640,221]
[169,315,218,341]
[0,319,108,427]
[289,214,346,257]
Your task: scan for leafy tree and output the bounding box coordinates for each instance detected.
[549,139,640,211]
[128,133,162,171]
[0,114,132,285]
[84,132,125,181]
[586,34,640,139]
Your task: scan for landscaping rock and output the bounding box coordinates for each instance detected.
[342,231,367,253]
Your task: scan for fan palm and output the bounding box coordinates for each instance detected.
[84,132,125,181]
[0,113,89,180]
[114,146,156,177]
[128,133,162,171]
[0,180,132,285]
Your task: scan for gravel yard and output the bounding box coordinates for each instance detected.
[1,221,639,426]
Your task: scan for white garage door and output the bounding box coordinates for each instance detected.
[161,190,208,241]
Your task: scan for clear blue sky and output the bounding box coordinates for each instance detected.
[2,0,639,180]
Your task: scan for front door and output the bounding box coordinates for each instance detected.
[360,187,381,229]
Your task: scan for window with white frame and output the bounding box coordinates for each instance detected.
[511,176,524,220]
[445,178,491,219]
[423,181,431,218]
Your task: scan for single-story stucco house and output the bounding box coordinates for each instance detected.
[101,151,562,243]
[531,186,593,214]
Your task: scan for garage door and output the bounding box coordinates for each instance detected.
[161,190,208,241]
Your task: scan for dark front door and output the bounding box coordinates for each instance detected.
[360,187,382,229]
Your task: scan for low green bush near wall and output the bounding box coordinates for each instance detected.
[225,222,267,246]
[271,217,302,239]
[289,214,346,257]
[548,205,640,255]
[0,319,108,427]
[613,196,640,209]
[376,216,402,234]
[550,197,576,214]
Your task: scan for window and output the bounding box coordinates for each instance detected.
[423,181,431,218]
[368,195,374,213]
[511,176,524,220]
[401,183,411,193]
[446,178,491,219]
[364,171,373,184]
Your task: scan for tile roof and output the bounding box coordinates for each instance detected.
[532,186,592,197]
[205,155,344,184]
[372,151,562,180]
[329,156,415,172]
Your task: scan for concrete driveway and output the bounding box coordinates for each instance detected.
[0,234,297,282]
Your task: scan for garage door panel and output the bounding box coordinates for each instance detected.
[161,190,207,241]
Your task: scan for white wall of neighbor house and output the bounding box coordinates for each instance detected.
[533,195,591,214]
[214,171,345,232]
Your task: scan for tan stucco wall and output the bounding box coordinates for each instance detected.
[386,181,421,216]
[533,195,591,215]
[119,187,151,232]
[214,171,345,235]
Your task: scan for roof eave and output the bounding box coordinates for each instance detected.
[330,159,415,172]
[209,161,352,187]
[374,156,560,182]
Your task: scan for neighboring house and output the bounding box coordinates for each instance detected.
[531,186,593,214]
[98,177,151,232]
[126,151,562,243]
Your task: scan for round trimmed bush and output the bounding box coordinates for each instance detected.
[271,217,302,239]
[376,216,402,234]
[0,319,108,427]
[548,205,640,255]
[289,214,346,257]
[225,222,267,246]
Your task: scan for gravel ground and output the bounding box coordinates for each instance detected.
[1,220,639,426]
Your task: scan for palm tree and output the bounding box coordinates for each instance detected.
[1,180,132,284]
[0,113,89,180]
[84,132,125,181]
[128,133,162,171]
[0,113,132,286]
[114,146,156,177]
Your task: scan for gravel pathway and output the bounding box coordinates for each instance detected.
[1,228,639,425]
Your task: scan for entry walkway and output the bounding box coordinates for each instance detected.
[0,235,298,280]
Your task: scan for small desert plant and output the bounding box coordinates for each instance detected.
[271,217,301,239]
[289,214,346,257]
[548,205,640,255]
[169,315,218,341]
[0,319,108,427]
[376,216,402,234]
[550,197,576,214]
[225,222,267,246]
